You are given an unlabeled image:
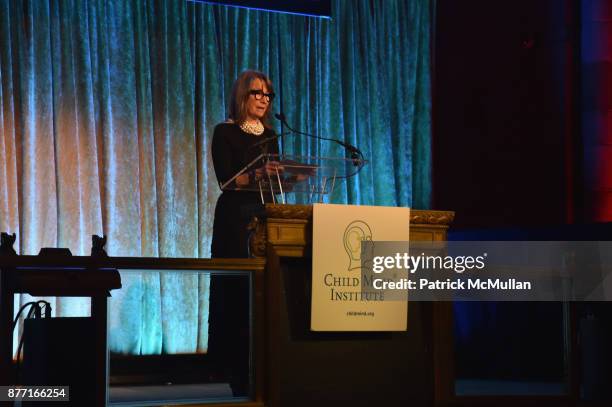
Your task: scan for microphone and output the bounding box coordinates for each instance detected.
[250,129,291,152]
[251,133,277,151]
[274,113,364,167]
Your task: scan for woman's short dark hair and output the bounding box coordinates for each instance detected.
[228,70,274,128]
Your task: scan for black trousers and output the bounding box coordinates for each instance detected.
[209,192,264,396]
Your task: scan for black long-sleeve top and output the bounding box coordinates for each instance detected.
[210,122,279,258]
[211,122,279,188]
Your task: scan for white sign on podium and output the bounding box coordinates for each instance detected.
[311,203,410,331]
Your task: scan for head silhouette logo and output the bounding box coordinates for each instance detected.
[343,220,373,271]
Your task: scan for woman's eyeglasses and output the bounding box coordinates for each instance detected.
[249,89,275,102]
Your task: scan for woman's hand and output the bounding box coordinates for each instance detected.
[235,163,281,187]
[235,173,250,187]
[256,161,284,177]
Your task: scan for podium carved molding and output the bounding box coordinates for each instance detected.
[409,210,455,225]
[264,204,312,220]
[249,204,454,258]
[263,204,454,225]
[248,216,268,258]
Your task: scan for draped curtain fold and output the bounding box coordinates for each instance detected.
[0,0,431,355]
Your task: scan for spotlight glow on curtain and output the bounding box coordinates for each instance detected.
[0,0,431,355]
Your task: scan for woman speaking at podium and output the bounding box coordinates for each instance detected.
[209,70,279,395]
[211,69,279,258]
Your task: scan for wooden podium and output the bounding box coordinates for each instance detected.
[249,204,454,407]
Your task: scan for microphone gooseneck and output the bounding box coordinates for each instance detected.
[274,113,365,168]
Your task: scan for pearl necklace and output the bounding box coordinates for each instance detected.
[240,120,264,136]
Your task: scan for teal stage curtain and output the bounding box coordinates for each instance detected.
[0,0,432,355]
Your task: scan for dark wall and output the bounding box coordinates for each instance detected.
[433,0,575,228]
[581,0,612,222]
